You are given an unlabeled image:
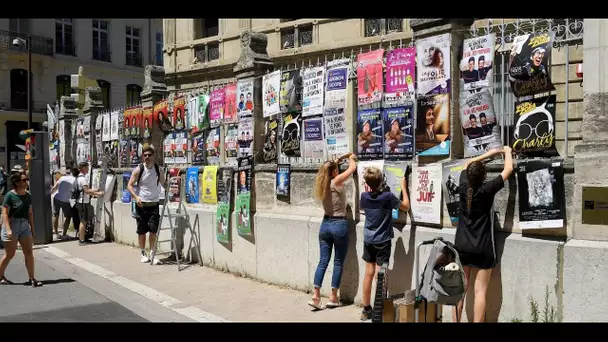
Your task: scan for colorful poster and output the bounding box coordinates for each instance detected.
[133,106,142,138]
[169,168,181,203]
[119,140,129,167]
[383,106,414,160]
[324,59,350,117]
[508,31,555,97]
[163,134,174,164]
[262,119,278,163]
[224,83,238,124]
[142,107,153,141]
[459,89,502,157]
[110,110,119,141]
[357,49,384,108]
[384,47,416,108]
[442,159,467,225]
[460,33,496,91]
[302,66,325,117]
[173,96,186,131]
[262,70,282,117]
[188,95,200,135]
[303,118,324,160]
[236,156,253,236]
[173,131,188,164]
[202,165,218,204]
[154,99,172,132]
[276,164,290,199]
[281,113,302,157]
[122,172,132,203]
[209,87,225,128]
[237,117,254,157]
[237,78,255,118]
[416,33,451,96]
[123,109,133,138]
[356,109,383,160]
[129,140,141,166]
[225,124,239,163]
[206,127,221,165]
[415,93,450,156]
[280,69,303,114]
[357,160,385,213]
[517,159,565,229]
[186,167,199,204]
[411,163,442,225]
[511,95,558,157]
[384,162,409,219]
[191,135,205,166]
[216,167,234,244]
[198,94,210,131]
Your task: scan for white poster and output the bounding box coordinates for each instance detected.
[303,118,325,160]
[174,132,188,164]
[324,59,350,117]
[237,77,255,118]
[262,70,281,118]
[110,111,119,141]
[102,113,111,142]
[460,33,496,91]
[237,117,254,157]
[188,95,199,131]
[302,66,326,117]
[416,33,451,96]
[357,160,385,214]
[459,88,502,157]
[411,163,442,225]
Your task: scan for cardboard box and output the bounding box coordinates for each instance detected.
[394,290,442,323]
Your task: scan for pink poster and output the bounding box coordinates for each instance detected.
[384,47,416,108]
[224,83,237,124]
[209,87,225,128]
[357,49,384,108]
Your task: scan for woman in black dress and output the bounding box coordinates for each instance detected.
[453,146,513,322]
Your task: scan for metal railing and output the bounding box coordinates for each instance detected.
[0,29,53,56]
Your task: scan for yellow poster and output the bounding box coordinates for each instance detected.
[202,165,218,204]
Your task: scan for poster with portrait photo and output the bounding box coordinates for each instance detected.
[281,113,302,157]
[262,119,278,163]
[511,95,558,158]
[142,107,154,141]
[303,118,325,160]
[517,159,565,229]
[224,83,238,124]
[276,164,290,201]
[103,141,118,168]
[129,140,141,166]
[225,124,239,165]
[163,134,174,164]
[357,48,384,109]
[262,70,282,118]
[357,109,383,160]
[102,113,110,142]
[173,131,188,164]
[173,96,186,131]
[382,106,414,160]
[191,135,205,166]
[154,99,172,133]
[133,107,143,138]
[237,117,254,158]
[508,31,556,97]
[205,127,221,165]
[236,156,253,236]
[384,47,416,108]
[416,33,451,96]
[415,93,450,156]
[460,33,496,91]
[237,78,255,118]
[169,168,181,203]
[209,87,225,128]
[442,159,467,225]
[459,89,502,157]
[216,167,234,244]
[123,109,132,138]
[280,69,303,114]
[119,139,129,167]
[301,66,325,117]
[411,163,442,225]
[197,94,210,132]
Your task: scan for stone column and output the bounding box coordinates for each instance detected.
[59,96,78,170]
[83,86,104,166]
[410,19,475,160]
[572,19,608,241]
[140,65,169,164]
[233,30,273,214]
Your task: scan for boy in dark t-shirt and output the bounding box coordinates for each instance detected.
[359,166,410,320]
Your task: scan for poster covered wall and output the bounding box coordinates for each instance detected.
[216,167,234,244]
[459,89,502,157]
[202,165,218,204]
[416,33,451,96]
[512,95,558,157]
[357,49,384,108]
[411,163,442,225]
[415,93,450,156]
[460,33,496,90]
[384,47,416,108]
[236,156,253,236]
[517,159,564,229]
[186,167,199,203]
[301,66,325,117]
[383,106,413,160]
[442,159,467,225]
[508,31,556,97]
[357,109,383,160]
[262,70,281,117]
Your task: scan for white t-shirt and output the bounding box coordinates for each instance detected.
[76,174,90,203]
[136,164,162,203]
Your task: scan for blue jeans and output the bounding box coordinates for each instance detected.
[313,218,349,289]
[1,218,32,241]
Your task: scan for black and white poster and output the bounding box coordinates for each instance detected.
[281,113,302,157]
[262,119,278,163]
[459,89,502,157]
[441,159,467,226]
[511,95,559,158]
[460,33,496,91]
[508,31,556,97]
[517,159,565,229]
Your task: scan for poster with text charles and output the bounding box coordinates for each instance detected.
[508,31,555,97]
[416,33,451,96]
[411,163,442,225]
[511,95,558,158]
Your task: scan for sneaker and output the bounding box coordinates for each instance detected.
[78,240,87,246]
[55,233,61,241]
[151,257,162,265]
[140,252,150,263]
[360,307,372,321]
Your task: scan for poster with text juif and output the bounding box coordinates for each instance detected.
[357,49,384,109]
[236,156,253,236]
[411,163,442,225]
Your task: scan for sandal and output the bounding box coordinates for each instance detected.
[26,279,42,287]
[307,298,323,310]
[0,276,13,285]
[325,301,340,309]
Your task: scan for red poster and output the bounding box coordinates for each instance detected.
[142,107,154,141]
[224,83,238,124]
[133,106,143,138]
[173,96,186,130]
[154,99,171,132]
[357,49,385,108]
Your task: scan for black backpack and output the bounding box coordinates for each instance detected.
[71,175,84,201]
[136,163,160,187]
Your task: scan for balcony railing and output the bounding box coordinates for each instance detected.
[56,43,76,56]
[0,29,54,56]
[126,51,143,67]
[93,47,111,63]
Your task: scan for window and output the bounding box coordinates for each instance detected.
[9,19,30,34]
[194,42,220,63]
[97,79,111,109]
[126,84,142,106]
[280,24,313,50]
[55,19,75,56]
[56,75,71,101]
[194,19,219,39]
[93,20,110,62]
[10,69,29,110]
[155,32,163,66]
[364,19,403,37]
[125,26,142,67]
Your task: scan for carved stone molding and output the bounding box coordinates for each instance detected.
[141,65,168,99]
[83,86,103,113]
[59,96,77,119]
[233,30,273,77]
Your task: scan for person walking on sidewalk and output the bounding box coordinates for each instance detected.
[127,146,168,265]
[74,162,104,246]
[0,172,42,286]
[453,146,513,323]
[359,167,410,321]
[308,152,357,310]
[50,168,77,240]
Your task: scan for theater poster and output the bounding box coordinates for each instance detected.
[225,124,239,165]
[173,131,188,164]
[459,88,502,157]
[303,118,325,160]
[357,160,385,214]
[324,59,350,158]
[460,33,496,91]
[202,165,218,204]
[357,109,383,160]
[301,66,325,117]
[205,127,221,165]
[517,159,565,229]
[281,113,302,157]
[262,70,281,118]
[216,167,234,244]
[442,159,467,225]
[237,117,254,157]
[191,135,205,166]
[188,95,199,136]
[237,78,255,118]
[262,119,278,163]
[280,69,302,114]
[508,31,556,97]
[411,163,442,225]
[415,93,450,156]
[416,33,451,96]
[384,47,416,108]
[185,167,199,204]
[142,107,153,142]
[382,106,414,160]
[276,164,290,201]
[224,83,238,124]
[154,99,172,132]
[209,87,225,128]
[197,94,210,131]
[357,49,384,108]
[236,156,253,236]
[169,168,181,203]
[173,96,186,131]
[512,95,558,157]
[384,162,409,219]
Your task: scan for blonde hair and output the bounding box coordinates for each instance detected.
[314,161,338,201]
[363,166,383,192]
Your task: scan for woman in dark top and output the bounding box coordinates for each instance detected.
[453,146,512,322]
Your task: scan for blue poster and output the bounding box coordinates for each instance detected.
[276,164,290,199]
[356,109,383,160]
[382,106,414,160]
[122,172,132,203]
[186,167,199,203]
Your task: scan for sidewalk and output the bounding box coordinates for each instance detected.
[43,239,363,322]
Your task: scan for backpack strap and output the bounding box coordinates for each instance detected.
[136,164,145,186]
[136,163,160,186]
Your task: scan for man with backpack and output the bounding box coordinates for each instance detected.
[73,162,104,246]
[127,146,168,265]
[50,168,77,240]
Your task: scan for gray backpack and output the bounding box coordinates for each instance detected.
[418,238,466,306]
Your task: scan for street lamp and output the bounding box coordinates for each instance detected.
[12,36,32,129]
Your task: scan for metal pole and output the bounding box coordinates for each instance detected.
[564,19,570,157]
[27,35,32,129]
